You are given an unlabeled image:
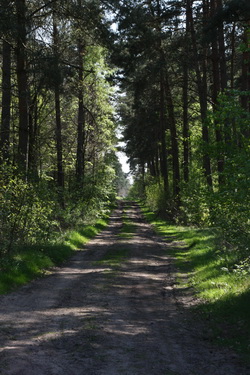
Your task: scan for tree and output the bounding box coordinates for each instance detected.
[0,40,11,161]
[15,0,29,175]
[52,4,65,207]
[112,0,183,205]
[182,6,189,183]
[187,0,213,188]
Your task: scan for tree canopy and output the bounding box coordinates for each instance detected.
[0,0,249,258]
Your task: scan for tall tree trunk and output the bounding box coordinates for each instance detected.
[183,60,189,183]
[15,0,29,175]
[0,40,11,162]
[216,0,227,91]
[54,86,64,198]
[230,22,236,90]
[159,71,169,197]
[76,40,86,184]
[53,8,64,207]
[230,22,238,145]
[187,0,213,188]
[154,0,169,198]
[155,147,160,179]
[164,71,180,200]
[183,6,190,183]
[28,94,39,179]
[210,0,224,186]
[241,23,250,116]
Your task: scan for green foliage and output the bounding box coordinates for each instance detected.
[129,89,250,261]
[127,175,145,201]
[66,162,117,224]
[207,92,250,254]
[0,164,57,254]
[144,178,166,212]
[0,0,120,260]
[0,158,116,258]
[177,91,250,258]
[179,175,211,225]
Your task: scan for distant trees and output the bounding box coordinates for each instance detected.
[113,0,250,250]
[113,0,182,204]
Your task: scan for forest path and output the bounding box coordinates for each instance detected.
[0,202,248,375]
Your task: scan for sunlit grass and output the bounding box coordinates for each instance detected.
[0,218,109,294]
[65,219,107,249]
[118,219,136,238]
[118,207,136,239]
[141,204,250,359]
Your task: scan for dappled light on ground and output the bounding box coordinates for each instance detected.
[0,203,248,375]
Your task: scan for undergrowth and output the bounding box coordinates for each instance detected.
[141,204,250,360]
[0,218,109,294]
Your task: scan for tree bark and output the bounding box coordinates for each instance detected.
[183,6,190,183]
[187,0,213,188]
[15,0,29,175]
[230,22,236,90]
[210,0,224,185]
[241,23,250,116]
[0,40,11,162]
[28,94,39,179]
[159,71,169,197]
[164,71,180,200]
[76,40,86,184]
[183,59,189,183]
[53,8,64,207]
[216,0,227,91]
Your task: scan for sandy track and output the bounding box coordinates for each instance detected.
[0,202,248,375]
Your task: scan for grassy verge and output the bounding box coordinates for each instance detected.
[0,217,109,295]
[141,204,250,360]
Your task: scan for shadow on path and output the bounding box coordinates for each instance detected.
[0,203,248,375]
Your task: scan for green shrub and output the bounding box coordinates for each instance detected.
[0,164,56,254]
[145,178,165,212]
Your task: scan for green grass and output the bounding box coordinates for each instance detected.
[119,216,136,239]
[141,204,250,359]
[92,246,129,282]
[118,205,137,239]
[94,247,129,268]
[92,205,133,274]
[0,218,109,294]
[65,218,108,249]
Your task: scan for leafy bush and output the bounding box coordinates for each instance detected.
[179,174,211,226]
[145,178,166,212]
[0,164,56,255]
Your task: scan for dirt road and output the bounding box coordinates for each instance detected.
[0,202,248,375]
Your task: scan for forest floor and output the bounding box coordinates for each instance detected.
[0,202,249,375]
